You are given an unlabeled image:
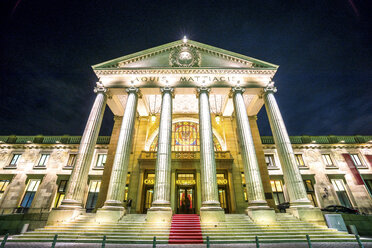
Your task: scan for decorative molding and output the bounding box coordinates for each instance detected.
[94,68,276,76]
[169,45,201,67]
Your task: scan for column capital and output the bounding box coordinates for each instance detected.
[160,87,174,96]
[262,82,277,95]
[126,87,142,98]
[230,86,245,96]
[94,82,107,94]
[196,87,210,97]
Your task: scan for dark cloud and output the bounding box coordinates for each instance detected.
[1,0,371,136]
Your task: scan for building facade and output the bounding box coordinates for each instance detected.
[0,39,372,224]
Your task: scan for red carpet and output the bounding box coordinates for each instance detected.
[168,214,203,244]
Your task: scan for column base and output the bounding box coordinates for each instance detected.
[47,208,84,225]
[287,207,326,226]
[96,208,126,223]
[200,207,225,223]
[246,208,276,224]
[146,207,172,223]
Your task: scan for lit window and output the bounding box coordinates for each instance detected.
[350,154,364,167]
[54,180,68,208]
[95,154,107,168]
[20,179,41,208]
[86,180,101,211]
[0,180,10,200]
[241,172,248,202]
[150,121,222,152]
[295,154,305,167]
[265,155,276,168]
[303,180,317,206]
[270,180,285,205]
[322,154,334,167]
[66,154,77,168]
[331,179,352,208]
[37,154,50,167]
[9,154,21,167]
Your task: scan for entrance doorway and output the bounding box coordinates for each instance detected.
[176,172,196,214]
[177,187,194,214]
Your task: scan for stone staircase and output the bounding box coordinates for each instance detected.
[8,213,372,244]
[201,213,365,243]
[9,214,170,244]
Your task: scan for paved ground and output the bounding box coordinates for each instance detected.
[2,243,372,248]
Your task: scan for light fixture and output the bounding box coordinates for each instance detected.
[339,140,345,143]
[215,115,221,124]
[183,36,188,43]
[311,140,316,144]
[151,115,156,123]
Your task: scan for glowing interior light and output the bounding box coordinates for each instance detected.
[215,115,221,124]
[151,115,156,123]
[183,36,188,43]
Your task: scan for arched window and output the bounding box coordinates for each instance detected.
[149,121,222,152]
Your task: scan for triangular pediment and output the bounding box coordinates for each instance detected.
[92,39,278,70]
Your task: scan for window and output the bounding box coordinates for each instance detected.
[265,155,276,168]
[270,180,285,205]
[331,179,352,208]
[95,154,107,168]
[65,154,77,168]
[86,180,101,211]
[322,154,334,167]
[150,121,223,152]
[9,154,21,167]
[124,173,130,202]
[365,180,372,194]
[20,179,41,208]
[350,154,364,167]
[0,180,10,200]
[54,180,68,208]
[36,154,50,167]
[295,154,305,167]
[241,173,248,202]
[303,180,317,206]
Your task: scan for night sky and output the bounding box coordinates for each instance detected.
[1,0,371,137]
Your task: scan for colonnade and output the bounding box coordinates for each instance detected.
[56,83,313,222]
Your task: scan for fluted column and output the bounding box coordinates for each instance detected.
[150,87,173,211]
[263,84,312,208]
[102,87,139,211]
[60,85,107,209]
[231,87,269,209]
[198,87,222,210]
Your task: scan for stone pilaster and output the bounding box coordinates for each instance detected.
[198,87,225,223]
[232,87,275,223]
[147,88,173,222]
[47,85,107,224]
[97,87,140,222]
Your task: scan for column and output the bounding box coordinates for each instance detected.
[231,87,268,209]
[59,85,107,209]
[262,84,312,208]
[150,87,173,211]
[198,87,225,222]
[101,87,139,212]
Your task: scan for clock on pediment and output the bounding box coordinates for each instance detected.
[169,46,201,67]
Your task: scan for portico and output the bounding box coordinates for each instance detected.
[47,38,322,225]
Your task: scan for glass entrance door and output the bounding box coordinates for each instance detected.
[143,186,153,213]
[177,187,194,214]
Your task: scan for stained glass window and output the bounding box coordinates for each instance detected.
[149,121,222,152]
